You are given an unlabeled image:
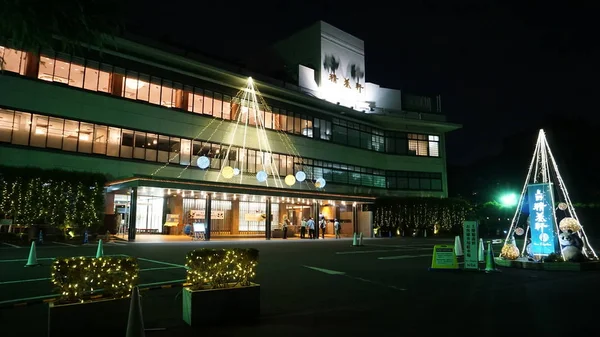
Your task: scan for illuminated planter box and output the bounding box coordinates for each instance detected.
[182,283,260,327]
[48,297,130,336]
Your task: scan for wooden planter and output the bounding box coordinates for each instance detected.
[48,297,130,337]
[182,283,260,327]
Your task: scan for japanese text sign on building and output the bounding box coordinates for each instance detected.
[526,183,557,256]
[463,221,479,270]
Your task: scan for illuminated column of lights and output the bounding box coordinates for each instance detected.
[248,79,273,187]
[545,133,598,259]
[248,80,283,188]
[501,132,541,256]
[253,84,315,189]
[216,85,248,182]
[540,132,565,260]
[151,118,221,176]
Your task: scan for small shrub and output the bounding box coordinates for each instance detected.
[185,248,258,290]
[51,256,139,303]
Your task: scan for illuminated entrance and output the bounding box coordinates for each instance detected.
[105,178,374,241]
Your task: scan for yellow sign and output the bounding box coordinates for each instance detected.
[429,245,459,270]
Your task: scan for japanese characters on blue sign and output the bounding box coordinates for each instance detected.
[526,183,557,256]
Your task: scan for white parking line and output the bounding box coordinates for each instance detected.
[137,257,187,269]
[0,266,185,286]
[1,242,20,248]
[52,241,77,247]
[0,277,51,285]
[336,247,431,255]
[378,254,432,260]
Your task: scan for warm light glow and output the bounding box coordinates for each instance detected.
[125,78,146,90]
[284,174,296,186]
[221,166,234,179]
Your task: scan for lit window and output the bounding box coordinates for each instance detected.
[428,135,440,157]
[408,139,428,156]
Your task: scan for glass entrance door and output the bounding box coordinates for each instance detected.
[136,196,164,233]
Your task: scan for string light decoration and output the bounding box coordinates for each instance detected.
[501,129,598,260]
[51,256,139,304]
[501,243,520,260]
[0,167,105,231]
[373,197,471,234]
[185,248,258,290]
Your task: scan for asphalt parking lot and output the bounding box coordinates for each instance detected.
[1,237,599,337]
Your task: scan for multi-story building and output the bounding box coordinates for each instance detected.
[0,21,460,241]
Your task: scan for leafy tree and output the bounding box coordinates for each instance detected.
[0,0,123,68]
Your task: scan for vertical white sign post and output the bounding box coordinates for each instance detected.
[463,221,479,270]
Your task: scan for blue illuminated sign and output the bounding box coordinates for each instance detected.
[527,183,557,256]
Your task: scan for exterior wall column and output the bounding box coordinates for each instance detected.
[352,203,359,234]
[109,73,124,97]
[127,187,138,242]
[104,192,115,215]
[24,52,40,78]
[265,197,272,240]
[313,201,319,238]
[231,199,240,235]
[205,193,212,241]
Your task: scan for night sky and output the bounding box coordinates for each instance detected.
[129,1,598,166]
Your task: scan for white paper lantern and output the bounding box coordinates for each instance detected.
[295,171,306,182]
[285,174,296,186]
[221,166,234,179]
[256,171,268,182]
[315,178,326,188]
[197,156,210,169]
[558,202,568,211]
[233,168,240,176]
[515,227,524,236]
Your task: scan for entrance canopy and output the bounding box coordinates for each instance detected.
[106,175,376,204]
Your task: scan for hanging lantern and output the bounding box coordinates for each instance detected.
[233,168,240,176]
[315,178,326,188]
[285,174,296,186]
[197,156,210,169]
[558,202,568,211]
[501,244,520,260]
[559,217,581,233]
[295,171,306,182]
[514,227,525,236]
[221,166,234,179]
[256,171,268,183]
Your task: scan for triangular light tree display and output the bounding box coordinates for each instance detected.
[501,129,597,261]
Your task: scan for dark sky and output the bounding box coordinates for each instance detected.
[128,1,598,166]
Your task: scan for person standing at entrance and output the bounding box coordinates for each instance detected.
[300,218,307,239]
[320,218,326,239]
[282,219,289,239]
[307,217,315,239]
[334,219,341,239]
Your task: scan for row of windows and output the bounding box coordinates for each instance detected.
[1,45,441,157]
[0,108,444,191]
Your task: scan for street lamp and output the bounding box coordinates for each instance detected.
[499,193,518,208]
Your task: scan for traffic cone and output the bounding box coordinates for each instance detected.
[485,241,498,273]
[358,232,364,246]
[125,287,145,337]
[24,241,40,267]
[454,236,463,257]
[478,238,485,262]
[96,239,104,258]
[352,233,358,246]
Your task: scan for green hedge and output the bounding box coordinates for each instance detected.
[185,248,259,290]
[0,166,106,231]
[51,256,139,303]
